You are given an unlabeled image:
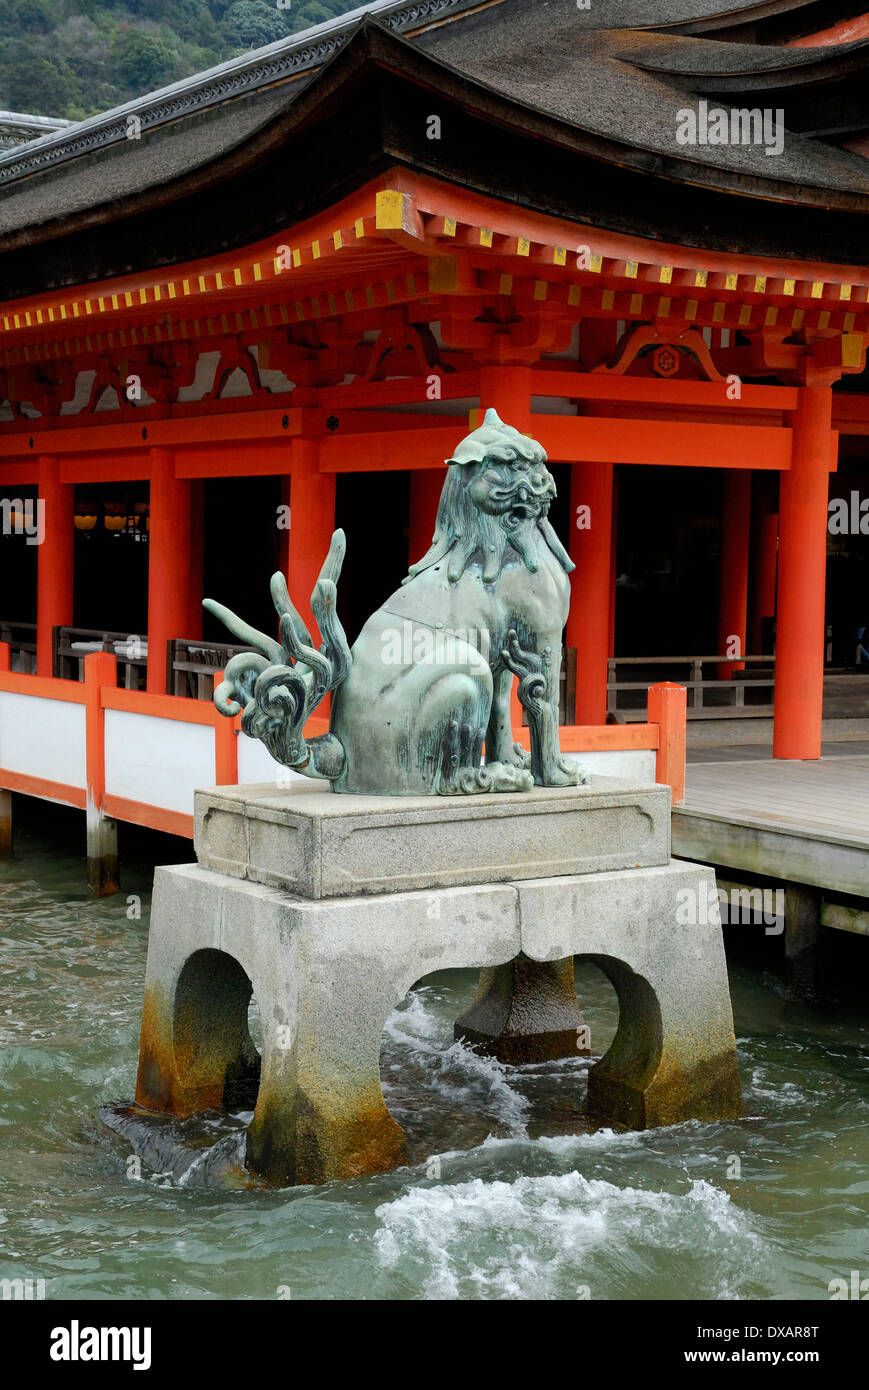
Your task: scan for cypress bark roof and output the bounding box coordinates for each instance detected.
[1,0,867,296]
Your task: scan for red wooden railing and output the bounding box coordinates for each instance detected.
[0,643,687,839]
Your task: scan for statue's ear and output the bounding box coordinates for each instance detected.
[444,444,487,467]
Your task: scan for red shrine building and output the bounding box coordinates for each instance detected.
[1,0,868,879]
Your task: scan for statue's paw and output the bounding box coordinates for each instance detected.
[541,757,588,788]
[440,760,533,795]
[508,742,532,770]
[484,761,534,794]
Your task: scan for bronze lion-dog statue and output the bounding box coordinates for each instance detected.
[205,409,587,794]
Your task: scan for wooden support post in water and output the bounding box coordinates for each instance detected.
[0,789,11,856]
[784,883,821,1003]
[84,651,119,896]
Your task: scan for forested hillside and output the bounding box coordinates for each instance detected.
[0,0,363,121]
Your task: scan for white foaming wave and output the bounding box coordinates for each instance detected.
[478,1128,644,1156]
[386,1038,531,1137]
[382,988,445,1051]
[383,989,531,1136]
[375,1172,767,1300]
[750,1068,807,1108]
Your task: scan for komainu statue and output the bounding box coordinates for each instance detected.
[205,409,587,794]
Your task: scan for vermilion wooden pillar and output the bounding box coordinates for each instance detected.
[716,471,751,679]
[773,387,833,760]
[608,469,619,660]
[408,468,443,571]
[568,461,614,725]
[186,479,205,641]
[147,449,191,695]
[751,506,778,654]
[288,440,336,640]
[277,474,291,586]
[479,365,533,734]
[37,456,74,677]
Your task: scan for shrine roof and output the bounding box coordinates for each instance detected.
[0,0,868,298]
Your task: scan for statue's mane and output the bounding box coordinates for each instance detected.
[405,408,574,586]
[405,461,574,586]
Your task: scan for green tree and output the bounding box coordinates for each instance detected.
[295,3,337,27]
[220,1,291,49]
[0,0,363,119]
[14,0,56,36]
[112,29,179,94]
[0,43,77,112]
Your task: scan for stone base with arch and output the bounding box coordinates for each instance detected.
[131,782,742,1186]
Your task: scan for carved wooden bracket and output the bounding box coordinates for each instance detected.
[594,324,725,382]
[750,330,867,387]
[440,306,573,362]
[205,339,262,400]
[359,309,448,382]
[1,363,76,417]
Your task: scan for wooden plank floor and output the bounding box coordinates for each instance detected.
[682,754,869,845]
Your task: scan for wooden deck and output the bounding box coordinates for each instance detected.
[672,748,869,898]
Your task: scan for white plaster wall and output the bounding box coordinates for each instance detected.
[236,736,655,789]
[0,692,86,787]
[237,732,308,787]
[105,711,215,813]
[565,749,657,785]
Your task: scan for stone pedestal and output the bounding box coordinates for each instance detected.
[131,779,742,1186]
[454,955,589,1063]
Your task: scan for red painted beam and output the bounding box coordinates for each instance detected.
[102,794,193,839]
[321,426,461,472]
[321,371,480,410]
[176,447,293,479]
[530,370,798,412]
[0,410,300,460]
[535,416,792,469]
[320,417,794,472]
[516,724,659,752]
[0,768,86,809]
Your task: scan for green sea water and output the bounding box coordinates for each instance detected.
[1,803,867,1301]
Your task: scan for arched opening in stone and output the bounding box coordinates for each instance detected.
[247,992,263,1058]
[573,955,621,1064]
[577,953,663,1130]
[173,948,262,1114]
[378,959,623,1167]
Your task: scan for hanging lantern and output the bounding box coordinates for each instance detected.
[104,499,126,532]
[74,497,98,532]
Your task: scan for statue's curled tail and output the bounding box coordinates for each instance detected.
[203,529,350,781]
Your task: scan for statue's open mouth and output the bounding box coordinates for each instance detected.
[508,502,538,522]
